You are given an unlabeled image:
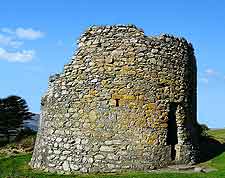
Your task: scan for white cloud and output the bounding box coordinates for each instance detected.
[199,68,218,84]
[199,68,225,84]
[205,68,217,76]
[1,28,14,34]
[0,47,35,62]
[0,27,44,63]
[199,77,209,84]
[15,28,44,40]
[0,34,23,48]
[1,27,44,40]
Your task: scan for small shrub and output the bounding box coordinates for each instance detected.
[19,135,36,149]
[197,123,210,141]
[16,128,37,142]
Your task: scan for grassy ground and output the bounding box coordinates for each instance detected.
[0,129,225,178]
[207,129,225,143]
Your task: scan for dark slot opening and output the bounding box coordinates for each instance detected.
[115,99,120,107]
[167,102,178,161]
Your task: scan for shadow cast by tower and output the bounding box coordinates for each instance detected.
[199,135,225,162]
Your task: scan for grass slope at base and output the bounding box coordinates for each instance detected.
[0,129,225,178]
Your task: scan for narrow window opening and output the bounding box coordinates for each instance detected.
[115,99,120,107]
[167,102,178,161]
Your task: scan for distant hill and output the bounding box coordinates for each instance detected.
[23,114,40,132]
[207,128,225,143]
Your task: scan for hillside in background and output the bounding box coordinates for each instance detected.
[23,114,40,132]
[207,129,225,143]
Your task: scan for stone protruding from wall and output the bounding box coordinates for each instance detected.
[31,25,199,173]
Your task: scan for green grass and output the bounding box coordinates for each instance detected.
[0,129,225,178]
[0,154,222,178]
[207,129,225,143]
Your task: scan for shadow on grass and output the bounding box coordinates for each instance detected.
[199,136,225,162]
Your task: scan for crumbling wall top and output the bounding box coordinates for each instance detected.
[77,25,194,51]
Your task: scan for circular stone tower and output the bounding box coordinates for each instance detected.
[31,25,199,173]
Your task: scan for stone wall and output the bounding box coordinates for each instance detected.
[31,25,199,173]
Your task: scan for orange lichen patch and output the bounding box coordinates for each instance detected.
[119,65,137,76]
[123,95,136,100]
[128,102,138,109]
[111,94,140,107]
[112,94,121,99]
[134,117,148,128]
[97,123,105,129]
[118,116,130,130]
[149,122,160,129]
[146,116,153,123]
[160,123,168,128]
[121,65,129,72]
[145,103,157,110]
[145,111,153,117]
[118,99,126,106]
[141,133,158,145]
[146,134,158,145]
[89,89,98,96]
[101,79,108,86]
[112,93,145,100]
[83,95,93,103]
[156,94,161,100]
[117,111,150,130]
[143,103,163,128]
[159,78,176,86]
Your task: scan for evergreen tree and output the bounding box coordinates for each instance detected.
[0,95,34,142]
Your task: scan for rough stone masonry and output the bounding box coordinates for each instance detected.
[31,25,200,173]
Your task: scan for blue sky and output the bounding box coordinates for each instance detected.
[0,0,225,128]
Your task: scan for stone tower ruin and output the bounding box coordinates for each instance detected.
[31,25,199,173]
